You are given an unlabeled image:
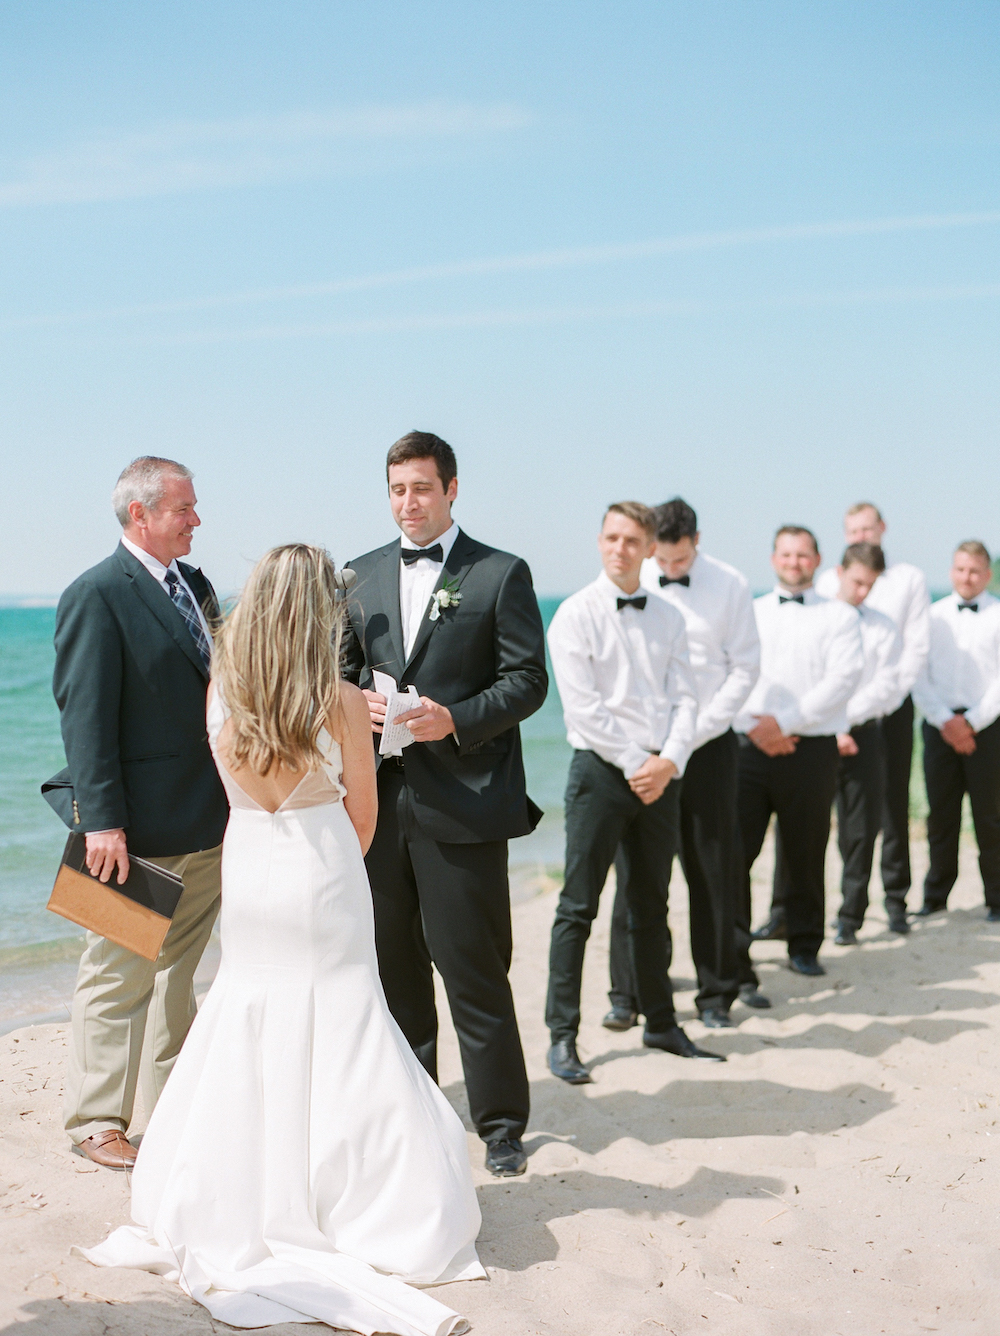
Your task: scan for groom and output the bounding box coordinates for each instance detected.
[343,431,548,1177]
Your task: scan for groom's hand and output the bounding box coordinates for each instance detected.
[397,697,456,743]
[362,689,387,734]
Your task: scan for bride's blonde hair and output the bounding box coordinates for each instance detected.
[212,544,345,775]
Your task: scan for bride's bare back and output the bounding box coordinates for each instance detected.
[215,714,326,812]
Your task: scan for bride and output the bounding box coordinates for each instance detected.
[79,544,485,1335]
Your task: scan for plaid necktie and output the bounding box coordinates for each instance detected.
[164,570,212,671]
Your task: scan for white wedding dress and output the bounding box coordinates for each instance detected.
[78,693,484,1334]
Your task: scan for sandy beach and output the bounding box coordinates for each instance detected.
[2,829,998,1335]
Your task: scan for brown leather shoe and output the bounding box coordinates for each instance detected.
[73,1129,137,1170]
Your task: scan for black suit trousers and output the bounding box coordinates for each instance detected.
[880,695,915,900]
[836,720,886,928]
[609,729,740,1014]
[737,735,840,965]
[546,749,680,1042]
[922,717,1000,909]
[364,763,529,1144]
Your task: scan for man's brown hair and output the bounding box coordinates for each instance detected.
[955,539,992,565]
[842,541,886,574]
[846,501,883,521]
[604,501,656,538]
[773,524,819,554]
[385,431,457,489]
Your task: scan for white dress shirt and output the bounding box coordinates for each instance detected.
[733,587,864,737]
[398,521,460,659]
[912,591,1000,732]
[120,535,212,641]
[547,571,698,779]
[640,551,760,749]
[817,560,929,698]
[847,603,903,728]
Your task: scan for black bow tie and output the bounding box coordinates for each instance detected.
[400,543,443,566]
[617,596,647,612]
[958,601,979,613]
[779,593,805,605]
[659,574,690,587]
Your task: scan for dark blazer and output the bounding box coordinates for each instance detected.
[342,529,548,844]
[45,543,229,857]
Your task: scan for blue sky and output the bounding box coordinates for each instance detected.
[1,0,998,596]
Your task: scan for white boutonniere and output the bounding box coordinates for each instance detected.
[429,578,462,621]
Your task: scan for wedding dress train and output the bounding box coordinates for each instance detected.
[78,693,484,1334]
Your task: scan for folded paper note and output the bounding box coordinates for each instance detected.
[372,671,422,757]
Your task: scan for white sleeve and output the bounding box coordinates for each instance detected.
[658,622,698,777]
[776,610,864,735]
[895,571,931,697]
[910,621,953,728]
[967,624,1000,733]
[847,623,902,727]
[692,581,760,747]
[546,606,651,779]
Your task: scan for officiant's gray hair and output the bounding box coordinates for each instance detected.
[112,456,193,527]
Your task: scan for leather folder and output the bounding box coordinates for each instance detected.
[48,832,184,962]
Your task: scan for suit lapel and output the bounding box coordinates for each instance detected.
[179,562,220,627]
[116,545,211,681]
[375,543,406,677]
[403,530,478,673]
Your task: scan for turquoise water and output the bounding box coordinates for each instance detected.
[0,600,572,960]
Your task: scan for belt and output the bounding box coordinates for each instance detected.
[381,754,406,769]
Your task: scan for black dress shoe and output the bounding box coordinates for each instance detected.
[548,1039,593,1084]
[751,910,787,941]
[602,1005,638,1032]
[834,923,857,946]
[788,953,826,976]
[887,908,911,934]
[914,901,947,917]
[485,1138,527,1177]
[643,1024,726,1061]
[698,1007,734,1029]
[737,983,772,1009]
[987,907,1000,923]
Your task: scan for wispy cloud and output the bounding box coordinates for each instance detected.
[141,281,1000,346]
[0,101,531,207]
[4,208,999,332]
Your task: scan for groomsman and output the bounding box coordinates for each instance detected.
[912,541,1000,921]
[826,544,903,943]
[605,497,761,1027]
[734,527,863,977]
[817,504,930,928]
[546,502,721,1084]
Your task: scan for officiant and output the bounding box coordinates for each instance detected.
[342,431,548,1179]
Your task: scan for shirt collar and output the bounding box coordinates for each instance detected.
[400,521,460,563]
[772,584,820,605]
[596,569,644,607]
[121,535,180,583]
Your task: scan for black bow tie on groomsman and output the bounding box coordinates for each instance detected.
[617,596,647,611]
[659,574,690,587]
[400,544,443,566]
[958,601,979,612]
[779,593,805,605]
[164,570,213,671]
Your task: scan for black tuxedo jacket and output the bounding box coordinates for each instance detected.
[342,529,548,844]
[45,543,229,857]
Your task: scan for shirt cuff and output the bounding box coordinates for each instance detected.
[659,740,690,778]
[620,742,654,780]
[773,706,803,736]
[966,705,999,733]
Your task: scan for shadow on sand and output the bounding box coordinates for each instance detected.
[475,1164,785,1270]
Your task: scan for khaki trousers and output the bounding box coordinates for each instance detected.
[63,844,222,1145]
